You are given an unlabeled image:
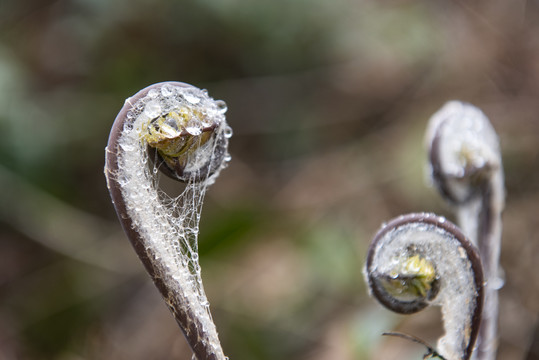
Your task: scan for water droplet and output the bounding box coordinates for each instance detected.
[224,126,233,138]
[147,89,159,98]
[184,93,201,104]
[120,143,135,151]
[215,100,227,114]
[161,85,173,97]
[144,100,162,118]
[201,118,214,127]
[490,268,505,290]
[490,276,504,290]
[185,126,202,136]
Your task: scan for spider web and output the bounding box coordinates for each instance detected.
[112,83,231,357]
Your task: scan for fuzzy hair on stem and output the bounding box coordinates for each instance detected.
[426,101,504,360]
[105,82,231,360]
[365,213,484,360]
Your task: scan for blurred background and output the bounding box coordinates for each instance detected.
[0,0,538,359]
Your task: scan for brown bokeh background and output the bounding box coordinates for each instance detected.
[0,0,537,359]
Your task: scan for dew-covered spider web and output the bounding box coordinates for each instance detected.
[109,83,231,359]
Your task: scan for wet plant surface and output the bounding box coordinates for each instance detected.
[0,1,538,359]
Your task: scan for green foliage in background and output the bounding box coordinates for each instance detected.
[1,0,538,359]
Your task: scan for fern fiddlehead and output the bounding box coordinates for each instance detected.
[105,82,231,360]
[365,213,484,360]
